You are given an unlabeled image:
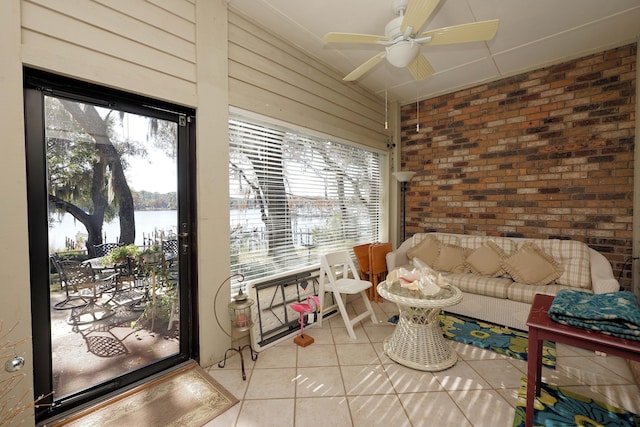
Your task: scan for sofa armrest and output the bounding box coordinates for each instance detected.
[386,239,414,271]
[589,248,620,294]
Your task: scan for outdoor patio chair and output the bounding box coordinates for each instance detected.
[162,239,178,256]
[50,254,90,310]
[318,250,378,339]
[59,260,115,325]
[91,242,123,258]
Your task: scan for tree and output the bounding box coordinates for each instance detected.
[47,97,138,253]
[230,126,295,264]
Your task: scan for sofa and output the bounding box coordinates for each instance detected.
[386,232,620,331]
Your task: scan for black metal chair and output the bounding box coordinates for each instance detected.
[162,239,178,256]
[161,238,179,284]
[59,260,115,324]
[51,254,90,310]
[91,242,123,258]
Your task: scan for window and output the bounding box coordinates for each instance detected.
[229,113,384,287]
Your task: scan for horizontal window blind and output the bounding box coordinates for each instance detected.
[229,115,383,294]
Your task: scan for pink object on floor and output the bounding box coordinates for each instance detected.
[289,296,320,337]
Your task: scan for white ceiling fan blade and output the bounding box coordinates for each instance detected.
[323,32,387,45]
[407,53,435,80]
[401,0,441,36]
[343,52,386,81]
[419,19,499,45]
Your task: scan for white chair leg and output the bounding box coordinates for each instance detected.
[317,282,326,327]
[334,291,357,339]
[360,290,378,324]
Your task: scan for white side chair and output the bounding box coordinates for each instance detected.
[318,250,378,339]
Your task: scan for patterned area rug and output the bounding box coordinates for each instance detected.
[513,377,640,426]
[388,312,556,368]
[52,361,238,426]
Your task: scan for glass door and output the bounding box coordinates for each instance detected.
[24,70,196,422]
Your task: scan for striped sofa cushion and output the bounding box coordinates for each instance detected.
[444,273,512,299]
[508,282,593,304]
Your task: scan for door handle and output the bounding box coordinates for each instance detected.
[178,224,189,254]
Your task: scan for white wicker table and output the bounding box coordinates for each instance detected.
[377,280,463,371]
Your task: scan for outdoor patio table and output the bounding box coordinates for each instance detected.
[377,280,463,371]
[85,256,111,272]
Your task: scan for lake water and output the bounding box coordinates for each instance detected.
[50,208,330,251]
[49,210,178,251]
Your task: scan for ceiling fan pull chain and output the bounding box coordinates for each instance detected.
[416,62,420,133]
[385,73,389,130]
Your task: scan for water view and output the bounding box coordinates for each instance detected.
[49,210,177,251]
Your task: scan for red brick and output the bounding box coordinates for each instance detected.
[399,44,635,291]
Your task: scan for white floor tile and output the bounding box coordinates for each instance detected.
[213,300,640,426]
[384,362,444,393]
[349,394,412,427]
[341,364,395,396]
[467,359,526,389]
[449,389,515,427]
[296,343,338,367]
[254,343,297,368]
[295,366,346,397]
[432,360,492,391]
[295,397,352,427]
[335,342,380,365]
[235,398,295,427]
[244,367,297,399]
[399,391,472,426]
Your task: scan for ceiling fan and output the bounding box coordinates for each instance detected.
[322,0,499,81]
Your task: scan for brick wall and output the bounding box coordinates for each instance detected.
[399,43,636,291]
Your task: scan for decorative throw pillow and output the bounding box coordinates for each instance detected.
[502,242,563,286]
[465,240,507,277]
[407,235,440,267]
[434,243,468,273]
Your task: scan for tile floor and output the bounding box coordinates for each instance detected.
[205,299,640,427]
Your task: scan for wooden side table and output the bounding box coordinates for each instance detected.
[526,293,640,427]
[353,242,392,301]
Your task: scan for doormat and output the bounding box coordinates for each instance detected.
[513,377,640,426]
[51,361,238,427]
[387,312,556,368]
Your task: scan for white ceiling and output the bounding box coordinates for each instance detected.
[228,0,640,105]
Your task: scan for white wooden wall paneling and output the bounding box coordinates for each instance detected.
[228,38,383,129]
[21,32,197,105]
[26,0,196,61]
[228,11,387,148]
[94,0,195,41]
[228,58,384,139]
[229,79,386,146]
[22,2,195,81]
[147,0,195,22]
[229,13,381,112]
[228,14,381,116]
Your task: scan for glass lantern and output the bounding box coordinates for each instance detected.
[228,288,254,332]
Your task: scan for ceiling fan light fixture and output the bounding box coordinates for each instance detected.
[386,41,419,68]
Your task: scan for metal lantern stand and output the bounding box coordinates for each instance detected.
[215,276,258,380]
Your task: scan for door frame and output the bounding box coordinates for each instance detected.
[23,68,198,422]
